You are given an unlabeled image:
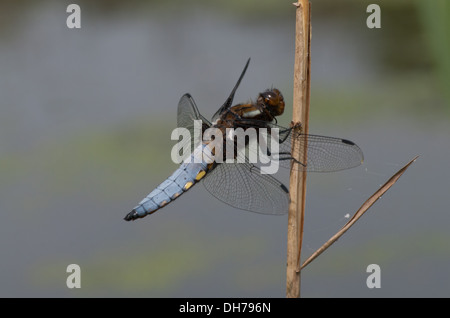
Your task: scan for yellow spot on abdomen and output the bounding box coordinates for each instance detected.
[195,170,206,181]
[184,181,194,190]
[172,192,181,199]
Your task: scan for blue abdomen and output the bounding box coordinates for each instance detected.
[125,145,212,221]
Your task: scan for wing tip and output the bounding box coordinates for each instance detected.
[341,138,355,146]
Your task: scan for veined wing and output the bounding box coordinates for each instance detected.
[272,123,364,172]
[211,58,251,122]
[231,119,364,172]
[176,93,211,161]
[202,162,289,215]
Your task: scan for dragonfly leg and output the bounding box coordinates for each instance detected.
[277,151,307,168]
[273,122,302,145]
[289,121,302,130]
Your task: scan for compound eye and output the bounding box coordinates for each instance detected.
[264,93,273,103]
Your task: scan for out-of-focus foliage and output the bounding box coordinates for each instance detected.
[415,0,450,108]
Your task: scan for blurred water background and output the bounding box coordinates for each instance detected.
[0,0,449,297]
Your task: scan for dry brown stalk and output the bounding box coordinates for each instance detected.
[300,156,419,270]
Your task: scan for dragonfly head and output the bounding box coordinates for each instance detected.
[258,88,285,117]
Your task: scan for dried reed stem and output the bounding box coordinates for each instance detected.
[286,0,311,298]
[301,156,419,270]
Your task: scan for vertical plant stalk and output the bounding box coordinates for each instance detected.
[286,0,311,298]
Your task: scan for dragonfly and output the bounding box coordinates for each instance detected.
[124,58,363,221]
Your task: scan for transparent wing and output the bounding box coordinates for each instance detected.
[211,58,250,122]
[231,120,364,172]
[202,162,289,215]
[176,93,211,160]
[274,124,364,172]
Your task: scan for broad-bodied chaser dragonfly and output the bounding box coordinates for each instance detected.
[125,59,363,221]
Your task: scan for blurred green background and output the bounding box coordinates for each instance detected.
[0,0,449,297]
